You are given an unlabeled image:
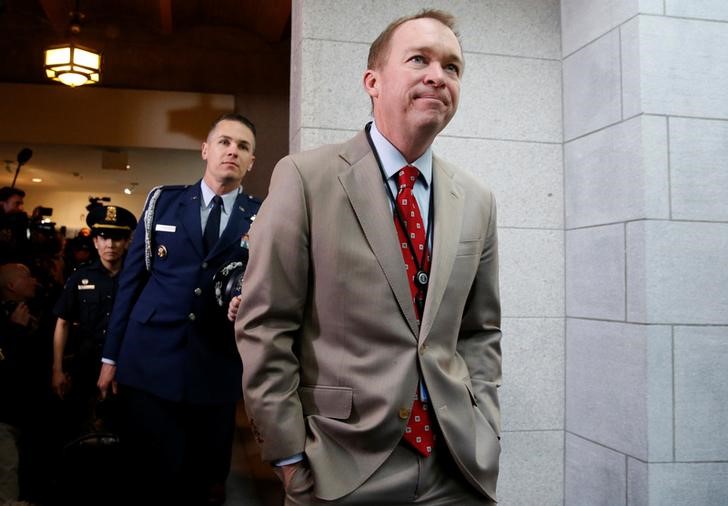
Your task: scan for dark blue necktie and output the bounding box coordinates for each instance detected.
[203,195,223,255]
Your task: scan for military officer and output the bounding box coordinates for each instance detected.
[97,113,261,505]
[51,204,136,435]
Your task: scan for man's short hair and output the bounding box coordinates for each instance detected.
[367,9,461,71]
[208,113,257,139]
[0,186,25,203]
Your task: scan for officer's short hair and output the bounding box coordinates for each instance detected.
[209,113,256,139]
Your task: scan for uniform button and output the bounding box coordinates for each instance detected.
[399,408,410,420]
[188,313,196,321]
[194,288,202,296]
[102,329,106,334]
[201,262,208,269]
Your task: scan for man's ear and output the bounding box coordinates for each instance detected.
[201,142,208,161]
[363,69,379,99]
[247,155,256,172]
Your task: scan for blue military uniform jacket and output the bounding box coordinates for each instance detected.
[103,182,260,404]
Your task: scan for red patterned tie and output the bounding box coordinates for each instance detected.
[394,166,430,320]
[394,165,434,457]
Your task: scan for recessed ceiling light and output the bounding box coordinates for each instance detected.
[31,177,43,183]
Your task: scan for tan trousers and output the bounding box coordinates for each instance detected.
[279,443,496,505]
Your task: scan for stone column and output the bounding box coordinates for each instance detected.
[562,0,728,504]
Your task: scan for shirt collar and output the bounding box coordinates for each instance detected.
[200,180,240,214]
[369,121,432,188]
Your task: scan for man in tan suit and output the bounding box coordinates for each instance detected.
[236,9,501,505]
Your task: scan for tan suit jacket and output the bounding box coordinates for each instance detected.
[236,130,502,501]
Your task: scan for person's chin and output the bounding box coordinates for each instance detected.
[412,113,451,133]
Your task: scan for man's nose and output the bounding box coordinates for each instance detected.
[424,63,446,85]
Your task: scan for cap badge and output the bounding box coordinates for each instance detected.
[157,245,168,258]
[105,206,117,223]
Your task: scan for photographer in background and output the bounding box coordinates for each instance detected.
[0,262,36,504]
[0,187,25,215]
[0,187,64,303]
[0,187,28,265]
[0,262,55,504]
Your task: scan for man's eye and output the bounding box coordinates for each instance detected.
[446,64,460,75]
[409,55,425,64]
[220,139,230,145]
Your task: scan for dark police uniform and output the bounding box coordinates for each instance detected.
[53,205,136,434]
[53,261,118,397]
[102,182,260,503]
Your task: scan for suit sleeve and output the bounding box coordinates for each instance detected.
[235,156,310,461]
[457,193,502,436]
[102,202,151,362]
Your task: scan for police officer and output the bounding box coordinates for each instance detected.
[97,113,261,505]
[51,204,136,435]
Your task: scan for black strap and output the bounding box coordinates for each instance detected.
[365,123,434,275]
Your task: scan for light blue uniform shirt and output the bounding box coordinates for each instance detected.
[200,180,241,236]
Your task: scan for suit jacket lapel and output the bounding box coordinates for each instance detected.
[338,133,420,338]
[178,183,205,259]
[420,157,464,340]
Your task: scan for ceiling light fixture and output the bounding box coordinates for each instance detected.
[44,1,101,87]
[31,178,43,183]
[124,182,139,195]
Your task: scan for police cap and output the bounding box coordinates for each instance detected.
[86,205,137,239]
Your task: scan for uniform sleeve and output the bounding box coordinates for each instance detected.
[53,274,79,321]
[101,202,151,362]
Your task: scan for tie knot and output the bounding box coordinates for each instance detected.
[211,195,223,210]
[397,165,419,191]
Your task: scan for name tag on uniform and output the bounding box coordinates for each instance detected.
[78,284,96,290]
[155,224,176,232]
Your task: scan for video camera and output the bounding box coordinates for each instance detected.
[0,205,57,262]
[86,196,111,212]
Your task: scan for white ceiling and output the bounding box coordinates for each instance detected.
[0,142,204,197]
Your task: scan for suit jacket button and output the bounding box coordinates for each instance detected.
[188,313,196,321]
[399,408,410,420]
[194,288,202,296]
[201,262,208,269]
